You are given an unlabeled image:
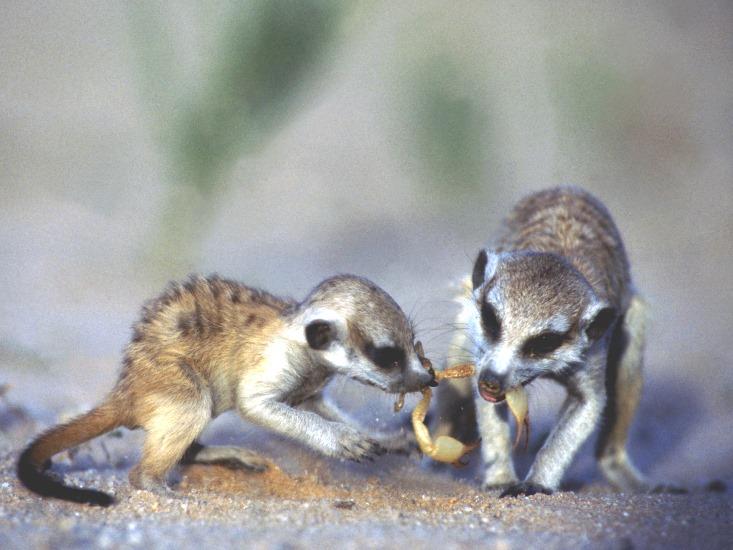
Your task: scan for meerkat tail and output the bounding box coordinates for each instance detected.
[17,397,123,506]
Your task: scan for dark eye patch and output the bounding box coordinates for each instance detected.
[481,302,501,341]
[522,331,567,358]
[365,345,405,370]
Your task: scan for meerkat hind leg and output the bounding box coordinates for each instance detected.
[181,442,269,472]
[129,397,210,493]
[597,295,671,492]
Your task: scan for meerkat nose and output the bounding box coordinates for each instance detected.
[410,365,435,388]
[477,368,506,402]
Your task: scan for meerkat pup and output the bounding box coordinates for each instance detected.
[440,187,655,497]
[18,274,435,506]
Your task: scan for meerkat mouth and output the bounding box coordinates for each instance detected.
[478,381,505,403]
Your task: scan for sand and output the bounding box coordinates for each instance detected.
[0,419,730,550]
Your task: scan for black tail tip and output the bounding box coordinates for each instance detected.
[17,449,116,507]
[82,491,116,507]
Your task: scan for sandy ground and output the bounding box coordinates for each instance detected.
[1,390,730,550]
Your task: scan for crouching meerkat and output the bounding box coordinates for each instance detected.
[437,187,657,496]
[18,274,435,506]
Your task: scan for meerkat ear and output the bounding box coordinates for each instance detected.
[584,305,617,340]
[472,249,500,290]
[305,320,336,350]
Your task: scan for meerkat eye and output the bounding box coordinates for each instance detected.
[366,345,405,370]
[522,331,566,358]
[481,302,500,340]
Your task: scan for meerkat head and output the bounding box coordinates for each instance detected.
[294,275,436,394]
[469,249,617,403]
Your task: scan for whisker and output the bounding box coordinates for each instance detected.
[418,327,466,339]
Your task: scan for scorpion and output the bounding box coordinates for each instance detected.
[395,341,529,466]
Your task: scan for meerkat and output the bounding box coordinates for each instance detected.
[18,274,436,506]
[437,186,657,496]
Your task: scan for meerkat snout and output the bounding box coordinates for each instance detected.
[404,352,437,391]
[477,368,507,403]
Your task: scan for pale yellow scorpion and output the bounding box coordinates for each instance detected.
[395,341,529,466]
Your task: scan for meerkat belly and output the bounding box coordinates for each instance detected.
[206,366,237,416]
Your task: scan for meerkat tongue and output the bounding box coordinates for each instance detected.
[505,386,529,449]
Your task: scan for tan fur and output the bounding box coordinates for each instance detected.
[19,274,433,504]
[121,276,292,422]
[26,399,123,469]
[25,276,294,494]
[493,187,630,308]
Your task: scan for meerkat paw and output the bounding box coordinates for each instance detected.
[481,458,518,491]
[482,480,519,493]
[333,425,387,462]
[500,481,554,498]
[482,468,518,491]
[481,482,518,494]
[212,448,269,472]
[598,452,684,493]
[128,466,168,493]
[186,446,270,472]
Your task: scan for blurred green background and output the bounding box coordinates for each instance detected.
[1,1,731,483]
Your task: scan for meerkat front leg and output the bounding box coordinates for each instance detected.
[239,396,386,462]
[300,394,412,454]
[503,370,605,497]
[298,393,355,422]
[476,396,518,490]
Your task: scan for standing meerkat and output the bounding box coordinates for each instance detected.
[438,187,657,496]
[18,274,436,506]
